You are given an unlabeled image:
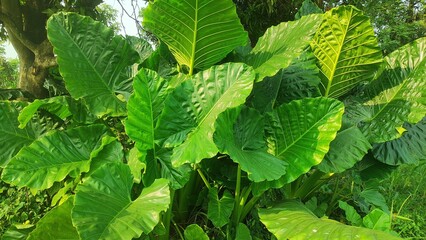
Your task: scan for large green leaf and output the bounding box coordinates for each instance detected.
[1,125,111,190]
[214,106,287,182]
[318,126,371,173]
[295,0,323,20]
[72,162,170,240]
[247,50,321,113]
[0,101,42,167]
[47,12,138,117]
[126,68,169,152]
[311,6,382,98]
[359,37,426,142]
[372,118,426,165]
[244,14,322,81]
[207,187,234,228]
[143,0,248,74]
[265,97,344,184]
[27,197,79,240]
[184,224,209,240]
[155,63,255,166]
[258,201,402,240]
[18,96,72,128]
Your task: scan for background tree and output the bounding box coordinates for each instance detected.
[0,43,18,89]
[0,0,116,98]
[233,0,426,53]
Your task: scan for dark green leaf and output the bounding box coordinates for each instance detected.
[207,187,234,228]
[338,201,363,227]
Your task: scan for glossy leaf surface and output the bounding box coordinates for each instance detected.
[265,97,344,184]
[214,107,286,182]
[259,201,402,240]
[2,125,110,190]
[311,6,382,98]
[184,224,209,240]
[47,12,138,117]
[360,37,426,142]
[318,126,371,173]
[72,162,170,240]
[244,14,322,81]
[143,0,248,73]
[155,63,255,166]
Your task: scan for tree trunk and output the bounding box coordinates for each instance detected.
[0,0,56,98]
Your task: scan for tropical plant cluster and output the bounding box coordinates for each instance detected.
[0,0,425,239]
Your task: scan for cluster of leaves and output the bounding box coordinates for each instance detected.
[0,0,425,239]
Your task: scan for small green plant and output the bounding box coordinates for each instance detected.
[0,0,425,239]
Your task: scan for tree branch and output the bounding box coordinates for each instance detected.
[0,12,38,52]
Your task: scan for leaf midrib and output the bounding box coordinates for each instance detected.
[324,8,353,97]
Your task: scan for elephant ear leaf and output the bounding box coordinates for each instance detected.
[311,5,382,98]
[1,125,112,191]
[244,14,322,81]
[359,37,426,143]
[0,101,42,167]
[143,0,248,74]
[72,162,170,240]
[155,63,255,166]
[214,106,287,182]
[258,201,401,240]
[265,97,344,184]
[47,12,138,117]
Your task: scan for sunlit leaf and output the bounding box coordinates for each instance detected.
[2,125,111,190]
[311,6,382,98]
[259,201,402,240]
[143,0,248,74]
[47,12,138,117]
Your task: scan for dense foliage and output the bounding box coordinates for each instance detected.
[0,0,425,239]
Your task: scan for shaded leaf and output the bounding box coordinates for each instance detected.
[143,0,248,74]
[214,106,286,182]
[28,197,78,240]
[338,201,362,227]
[236,223,252,240]
[318,126,371,173]
[372,117,426,166]
[258,200,402,240]
[295,0,323,20]
[47,12,138,117]
[359,37,426,142]
[0,101,42,167]
[311,6,382,98]
[72,162,170,240]
[247,50,321,113]
[207,187,234,228]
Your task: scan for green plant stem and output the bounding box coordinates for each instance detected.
[195,164,211,189]
[294,170,329,199]
[172,219,184,240]
[160,189,175,240]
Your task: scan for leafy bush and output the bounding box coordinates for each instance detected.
[0,0,425,239]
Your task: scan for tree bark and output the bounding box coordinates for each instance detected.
[0,0,56,98]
